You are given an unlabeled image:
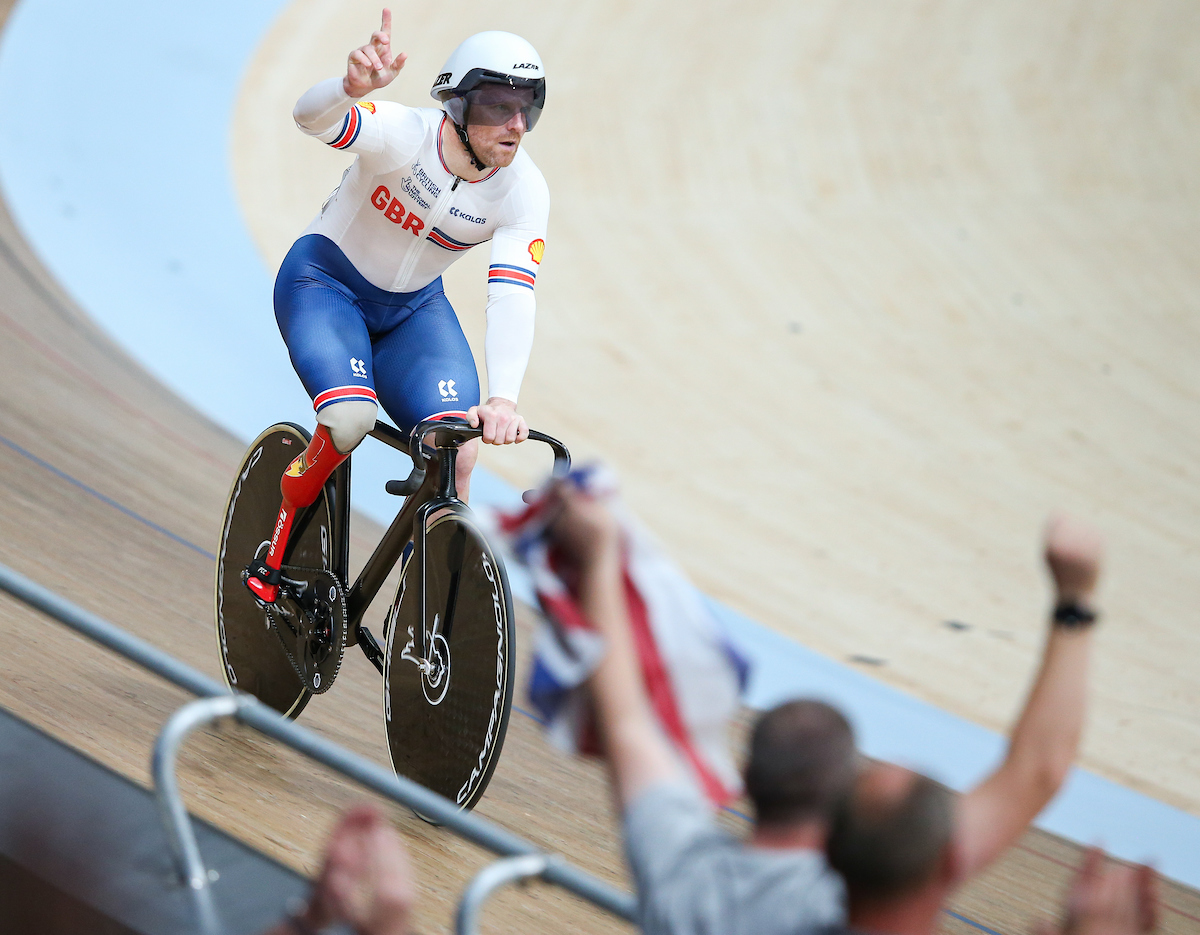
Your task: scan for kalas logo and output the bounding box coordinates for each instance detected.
[371,186,425,235]
[512,62,537,70]
[433,71,452,87]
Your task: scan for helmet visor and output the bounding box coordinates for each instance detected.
[462,83,543,131]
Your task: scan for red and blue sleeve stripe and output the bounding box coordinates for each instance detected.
[488,264,536,290]
[329,105,363,150]
[428,228,483,252]
[314,385,378,412]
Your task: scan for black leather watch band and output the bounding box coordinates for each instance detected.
[1053,600,1098,628]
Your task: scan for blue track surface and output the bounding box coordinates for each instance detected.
[0,0,1197,888]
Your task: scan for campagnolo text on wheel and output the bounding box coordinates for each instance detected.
[214,17,566,811]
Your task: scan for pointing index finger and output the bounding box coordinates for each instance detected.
[381,7,392,39]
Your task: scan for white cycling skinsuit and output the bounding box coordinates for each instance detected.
[292,76,550,404]
[243,35,548,607]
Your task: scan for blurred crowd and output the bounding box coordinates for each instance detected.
[270,486,1158,935]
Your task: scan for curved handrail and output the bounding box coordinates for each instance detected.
[456,854,549,935]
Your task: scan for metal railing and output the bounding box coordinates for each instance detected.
[0,561,636,935]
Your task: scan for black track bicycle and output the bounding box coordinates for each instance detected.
[214,418,569,810]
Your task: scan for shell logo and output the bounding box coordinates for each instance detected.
[527,239,545,264]
[359,101,376,114]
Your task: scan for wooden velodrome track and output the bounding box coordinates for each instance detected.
[0,1,1197,934]
[237,0,1200,821]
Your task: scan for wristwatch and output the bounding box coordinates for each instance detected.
[1052,600,1098,628]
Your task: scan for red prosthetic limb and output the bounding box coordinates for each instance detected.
[246,425,349,602]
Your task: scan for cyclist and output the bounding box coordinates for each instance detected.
[247,10,549,603]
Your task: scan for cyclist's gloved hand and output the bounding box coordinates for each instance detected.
[468,397,529,445]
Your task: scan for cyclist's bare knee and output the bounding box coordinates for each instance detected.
[317,400,377,453]
[457,437,479,474]
[456,438,479,501]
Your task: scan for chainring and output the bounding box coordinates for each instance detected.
[263,566,347,694]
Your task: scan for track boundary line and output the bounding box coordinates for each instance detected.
[943,909,1006,935]
[0,431,215,560]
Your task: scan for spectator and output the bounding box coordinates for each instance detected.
[548,483,858,935]
[265,507,1126,935]
[550,485,1112,935]
[823,514,1108,935]
[266,803,415,935]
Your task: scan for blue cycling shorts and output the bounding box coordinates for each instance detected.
[274,234,480,436]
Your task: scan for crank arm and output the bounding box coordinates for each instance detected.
[356,624,386,676]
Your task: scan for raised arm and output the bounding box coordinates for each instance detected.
[293,9,408,141]
[953,514,1103,880]
[548,486,684,807]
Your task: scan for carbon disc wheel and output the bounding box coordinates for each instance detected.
[383,511,515,810]
[214,423,334,718]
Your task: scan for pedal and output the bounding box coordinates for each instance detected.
[246,576,279,603]
[244,559,284,602]
[357,625,386,676]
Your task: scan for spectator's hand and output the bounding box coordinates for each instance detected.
[468,397,529,445]
[1033,847,1158,935]
[1044,514,1103,605]
[301,804,416,935]
[546,481,621,570]
[344,9,407,98]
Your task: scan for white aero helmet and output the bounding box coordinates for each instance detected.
[430,31,546,135]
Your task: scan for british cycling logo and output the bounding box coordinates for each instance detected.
[433,72,452,87]
[411,161,441,198]
[438,379,458,399]
[350,357,368,378]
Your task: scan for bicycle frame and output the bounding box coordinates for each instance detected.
[299,419,568,675]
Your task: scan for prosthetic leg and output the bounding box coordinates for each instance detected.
[245,424,348,602]
[246,398,377,601]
